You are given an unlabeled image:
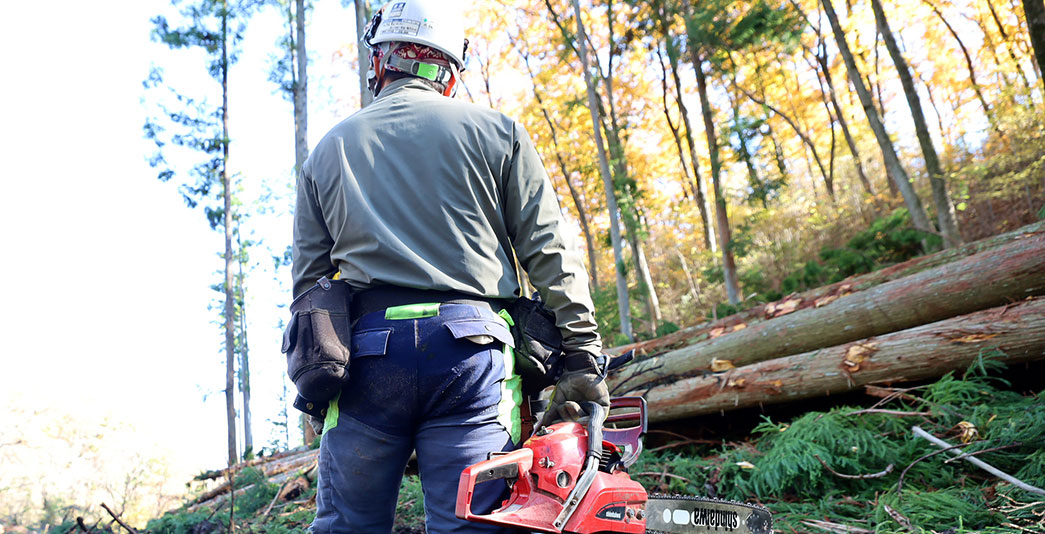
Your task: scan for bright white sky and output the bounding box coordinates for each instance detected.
[0,0,363,477]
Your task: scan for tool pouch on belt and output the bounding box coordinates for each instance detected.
[282,277,353,406]
[507,294,565,395]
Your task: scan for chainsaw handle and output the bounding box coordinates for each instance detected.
[581,401,606,461]
[455,448,533,521]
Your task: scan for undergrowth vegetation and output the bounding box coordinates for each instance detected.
[632,356,1045,533]
[134,355,1043,534]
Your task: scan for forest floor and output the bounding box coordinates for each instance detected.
[132,355,1045,534]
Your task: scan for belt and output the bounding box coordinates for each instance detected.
[350,285,510,320]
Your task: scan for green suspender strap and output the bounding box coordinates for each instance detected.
[325,391,341,433]
[498,309,523,444]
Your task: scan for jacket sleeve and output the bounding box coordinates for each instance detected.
[291,161,336,299]
[503,122,602,357]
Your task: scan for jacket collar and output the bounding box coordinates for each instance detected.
[376,77,441,100]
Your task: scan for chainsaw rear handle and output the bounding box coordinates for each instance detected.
[455,448,533,521]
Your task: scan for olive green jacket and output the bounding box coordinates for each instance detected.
[292,78,601,356]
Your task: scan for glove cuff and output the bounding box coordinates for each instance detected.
[564,351,600,373]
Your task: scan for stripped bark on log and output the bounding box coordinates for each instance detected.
[609,233,1045,395]
[636,297,1045,422]
[608,220,1045,358]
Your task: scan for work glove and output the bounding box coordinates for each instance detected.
[539,351,610,428]
[308,415,325,436]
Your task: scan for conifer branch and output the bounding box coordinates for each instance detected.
[814,455,894,479]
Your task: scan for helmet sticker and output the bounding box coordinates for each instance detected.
[379,19,420,36]
[389,2,405,17]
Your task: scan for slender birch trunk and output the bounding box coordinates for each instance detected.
[693,60,742,305]
[294,0,308,170]
[572,0,632,341]
[821,0,935,236]
[871,0,961,247]
[220,0,238,466]
[355,0,372,108]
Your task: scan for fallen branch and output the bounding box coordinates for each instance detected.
[800,519,873,534]
[75,517,91,534]
[100,503,139,534]
[945,442,1021,464]
[814,455,894,479]
[261,480,289,521]
[912,426,1045,496]
[846,409,931,417]
[883,504,914,531]
[897,439,980,495]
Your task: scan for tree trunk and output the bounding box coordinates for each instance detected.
[220,3,238,467]
[673,249,704,308]
[236,234,253,459]
[355,0,372,108]
[692,58,742,305]
[637,298,1045,422]
[609,231,1045,394]
[654,3,716,252]
[598,1,662,333]
[673,57,718,254]
[821,0,935,236]
[607,220,1045,356]
[1023,0,1045,93]
[987,0,1035,91]
[572,0,632,341]
[872,0,962,247]
[294,0,308,170]
[516,41,599,288]
[657,47,697,202]
[733,82,833,201]
[631,232,663,334]
[922,0,1001,136]
[814,44,876,198]
[726,87,768,208]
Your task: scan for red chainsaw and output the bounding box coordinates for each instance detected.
[456,397,773,534]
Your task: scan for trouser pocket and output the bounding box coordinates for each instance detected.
[282,278,353,403]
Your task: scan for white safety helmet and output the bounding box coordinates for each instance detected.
[362,0,469,97]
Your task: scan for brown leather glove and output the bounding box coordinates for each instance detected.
[538,352,610,428]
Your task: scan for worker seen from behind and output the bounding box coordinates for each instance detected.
[285,1,609,533]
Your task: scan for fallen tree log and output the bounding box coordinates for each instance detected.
[608,220,1045,358]
[188,450,319,506]
[609,232,1045,394]
[197,448,311,480]
[639,297,1045,422]
[194,447,313,481]
[187,455,319,512]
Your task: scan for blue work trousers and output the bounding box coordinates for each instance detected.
[313,303,520,534]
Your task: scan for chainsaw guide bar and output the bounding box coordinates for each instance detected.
[644,495,773,534]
